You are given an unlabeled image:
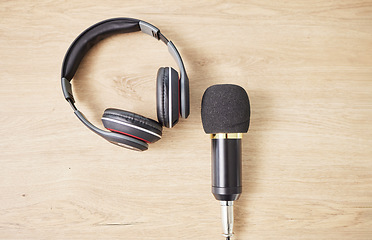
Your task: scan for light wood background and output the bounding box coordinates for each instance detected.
[1,1,371,239]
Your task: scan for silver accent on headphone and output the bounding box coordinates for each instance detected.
[101,117,162,139]
[169,67,173,128]
[139,21,160,40]
[109,141,142,151]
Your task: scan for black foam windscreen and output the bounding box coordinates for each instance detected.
[201,84,250,134]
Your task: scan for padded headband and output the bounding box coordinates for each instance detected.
[62,18,141,81]
[61,18,190,145]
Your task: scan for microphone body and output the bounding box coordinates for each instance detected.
[212,134,242,201]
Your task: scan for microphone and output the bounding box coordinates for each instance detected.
[201,84,250,240]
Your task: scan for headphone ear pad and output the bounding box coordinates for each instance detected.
[102,108,162,143]
[156,67,179,128]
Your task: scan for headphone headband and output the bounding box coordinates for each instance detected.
[62,18,140,81]
[61,18,189,148]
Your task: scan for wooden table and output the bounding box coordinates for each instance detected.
[1,1,371,239]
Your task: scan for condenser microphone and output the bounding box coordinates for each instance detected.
[201,84,250,240]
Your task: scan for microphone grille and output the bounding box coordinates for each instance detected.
[201,84,250,134]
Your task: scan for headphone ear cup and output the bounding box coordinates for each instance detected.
[156,67,180,128]
[102,108,162,143]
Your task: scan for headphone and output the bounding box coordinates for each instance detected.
[61,18,190,151]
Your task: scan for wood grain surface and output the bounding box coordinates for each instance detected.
[0,1,371,239]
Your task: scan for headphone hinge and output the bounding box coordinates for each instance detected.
[61,77,75,103]
[139,21,160,40]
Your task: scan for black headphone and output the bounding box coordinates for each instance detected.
[61,18,190,151]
